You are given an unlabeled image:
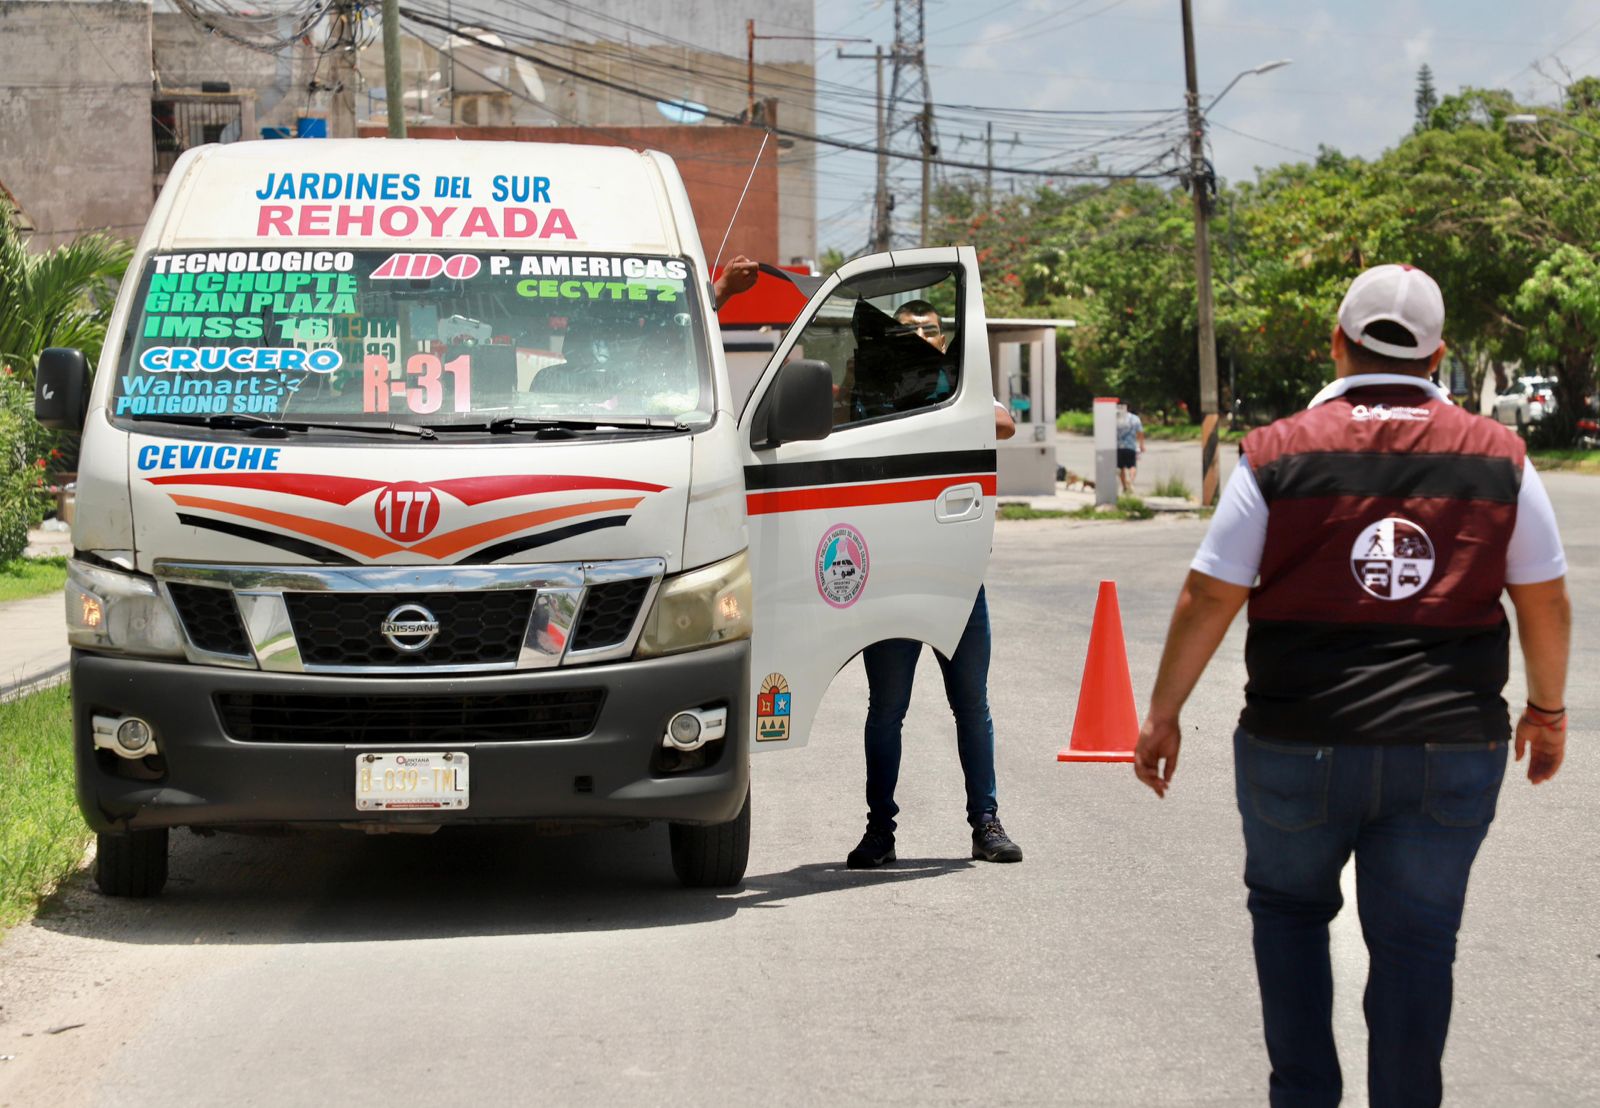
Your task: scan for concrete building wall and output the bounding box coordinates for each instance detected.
[354,0,817,265]
[0,0,153,248]
[151,8,310,132]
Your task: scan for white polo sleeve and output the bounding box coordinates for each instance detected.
[1189,458,1267,587]
[1506,459,1567,584]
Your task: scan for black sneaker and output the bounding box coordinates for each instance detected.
[971,818,1023,863]
[847,827,896,869]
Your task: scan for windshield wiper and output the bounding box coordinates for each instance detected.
[431,416,691,435]
[130,413,436,439]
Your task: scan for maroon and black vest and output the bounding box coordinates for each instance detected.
[1241,385,1525,744]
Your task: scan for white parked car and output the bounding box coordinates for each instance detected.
[1494,376,1557,428]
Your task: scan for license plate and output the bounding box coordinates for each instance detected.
[355,752,469,811]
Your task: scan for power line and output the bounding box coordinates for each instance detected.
[396,6,1180,180]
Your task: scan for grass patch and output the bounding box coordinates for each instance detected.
[1152,473,1193,499]
[998,502,1069,520]
[1142,422,1247,444]
[1067,495,1155,521]
[0,682,86,930]
[1054,410,1246,443]
[0,556,68,604]
[1529,449,1600,474]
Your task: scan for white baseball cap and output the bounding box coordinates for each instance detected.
[1337,264,1445,359]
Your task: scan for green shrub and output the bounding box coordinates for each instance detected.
[1117,494,1155,520]
[0,370,50,562]
[1056,410,1094,434]
[1152,473,1193,499]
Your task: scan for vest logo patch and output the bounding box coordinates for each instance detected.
[1350,403,1431,422]
[1351,517,1436,600]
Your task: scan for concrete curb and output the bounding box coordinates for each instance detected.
[0,660,70,704]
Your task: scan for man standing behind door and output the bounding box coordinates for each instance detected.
[846,300,1024,869]
[1132,264,1570,1107]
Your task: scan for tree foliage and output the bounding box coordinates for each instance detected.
[0,199,132,551]
[917,79,1600,438]
[0,198,131,380]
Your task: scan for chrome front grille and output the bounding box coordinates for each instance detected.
[155,560,662,674]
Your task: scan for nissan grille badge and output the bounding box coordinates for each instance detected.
[381,603,440,653]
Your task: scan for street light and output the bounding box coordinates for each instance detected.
[1505,112,1594,137]
[1208,59,1293,113]
[1182,0,1293,505]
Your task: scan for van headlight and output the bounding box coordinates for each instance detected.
[65,559,185,657]
[635,551,752,658]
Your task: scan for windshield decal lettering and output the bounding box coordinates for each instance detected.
[137,346,342,374]
[117,249,704,430]
[371,253,483,280]
[152,251,354,274]
[516,278,679,302]
[116,373,304,417]
[503,256,689,280]
[363,353,472,415]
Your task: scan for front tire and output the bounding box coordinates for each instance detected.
[669,790,750,888]
[94,828,168,898]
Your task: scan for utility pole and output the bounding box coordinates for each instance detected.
[920,98,934,245]
[1181,0,1221,507]
[382,0,406,137]
[885,0,934,247]
[984,120,993,209]
[329,0,358,138]
[746,19,756,121]
[838,44,893,253]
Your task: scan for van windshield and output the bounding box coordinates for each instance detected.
[111,249,709,430]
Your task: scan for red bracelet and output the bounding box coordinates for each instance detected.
[1523,706,1567,731]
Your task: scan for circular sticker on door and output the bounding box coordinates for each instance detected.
[815,523,870,609]
[1350,517,1435,600]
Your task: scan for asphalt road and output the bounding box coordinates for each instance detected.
[1,469,1594,1107]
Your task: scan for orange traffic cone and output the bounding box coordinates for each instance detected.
[1058,580,1139,763]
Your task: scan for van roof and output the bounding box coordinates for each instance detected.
[157,139,682,254]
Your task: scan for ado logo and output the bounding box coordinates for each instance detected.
[374,482,442,542]
[1350,517,1435,600]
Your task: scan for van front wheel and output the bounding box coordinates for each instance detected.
[669,790,750,888]
[94,828,168,898]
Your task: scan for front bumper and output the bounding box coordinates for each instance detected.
[70,641,749,832]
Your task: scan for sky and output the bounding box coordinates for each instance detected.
[805,0,1600,254]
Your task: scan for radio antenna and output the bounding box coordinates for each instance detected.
[713,130,771,272]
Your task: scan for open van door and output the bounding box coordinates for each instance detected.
[738,247,996,749]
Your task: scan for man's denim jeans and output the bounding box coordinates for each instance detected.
[861,587,998,831]
[1233,728,1507,1108]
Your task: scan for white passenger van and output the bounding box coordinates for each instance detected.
[34,139,997,893]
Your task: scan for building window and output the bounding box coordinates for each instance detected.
[152,97,244,177]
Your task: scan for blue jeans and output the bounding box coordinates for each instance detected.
[861,587,998,831]
[1234,728,1507,1108]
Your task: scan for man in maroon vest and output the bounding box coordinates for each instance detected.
[1133,264,1571,1107]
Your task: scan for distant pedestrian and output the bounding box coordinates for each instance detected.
[1115,403,1144,493]
[1133,264,1570,1107]
[845,301,1023,869]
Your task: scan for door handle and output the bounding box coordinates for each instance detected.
[935,482,984,524]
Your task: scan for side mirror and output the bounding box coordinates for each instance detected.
[35,347,90,430]
[757,359,833,449]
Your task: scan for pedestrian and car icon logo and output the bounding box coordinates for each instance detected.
[1350,518,1435,600]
